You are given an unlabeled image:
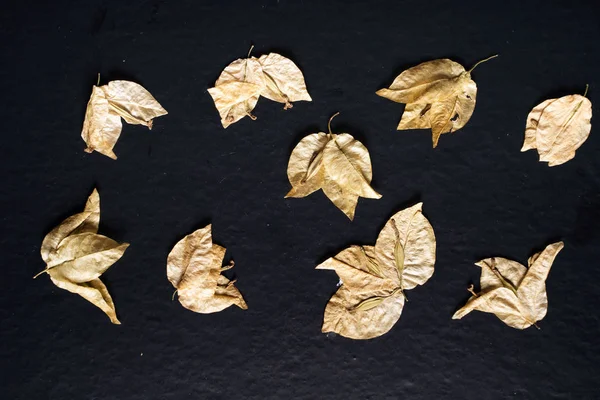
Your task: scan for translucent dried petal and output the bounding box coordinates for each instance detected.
[81,86,122,159]
[321,178,361,221]
[317,204,436,339]
[521,98,554,152]
[321,285,405,340]
[522,93,592,166]
[102,80,168,127]
[376,59,465,104]
[81,80,167,159]
[317,246,404,339]
[377,56,496,147]
[37,189,128,324]
[257,53,312,107]
[207,82,262,128]
[453,242,564,330]
[166,225,213,290]
[209,51,311,127]
[209,57,265,128]
[285,117,381,220]
[517,242,564,322]
[374,202,436,290]
[285,132,329,198]
[323,133,381,199]
[46,233,129,283]
[41,189,100,263]
[167,225,247,314]
[477,257,527,292]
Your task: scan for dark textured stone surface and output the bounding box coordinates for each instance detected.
[1,0,599,398]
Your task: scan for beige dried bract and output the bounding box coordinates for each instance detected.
[208,47,311,128]
[81,78,168,159]
[452,241,564,329]
[285,113,381,220]
[376,55,497,147]
[36,189,129,324]
[167,225,247,314]
[317,203,436,339]
[521,86,592,166]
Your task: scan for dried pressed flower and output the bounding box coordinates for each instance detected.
[317,203,436,339]
[208,46,311,128]
[35,189,129,324]
[167,225,247,314]
[81,76,168,159]
[376,55,498,147]
[521,85,592,166]
[286,113,381,220]
[453,241,564,329]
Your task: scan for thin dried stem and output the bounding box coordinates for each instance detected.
[583,84,589,97]
[328,112,340,135]
[172,289,178,301]
[33,269,48,279]
[467,284,478,297]
[468,54,499,73]
[97,73,101,86]
[221,260,235,272]
[247,45,254,58]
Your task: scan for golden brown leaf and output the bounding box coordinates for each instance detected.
[317,203,436,339]
[374,202,436,291]
[452,241,564,329]
[317,246,404,339]
[81,77,167,159]
[208,56,264,128]
[285,113,381,220]
[521,86,592,166]
[36,189,129,324]
[257,52,312,108]
[376,55,497,147]
[81,86,122,160]
[208,47,311,128]
[167,225,247,314]
[285,132,329,198]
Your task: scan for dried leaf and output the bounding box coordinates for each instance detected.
[208,56,264,128]
[257,52,312,107]
[167,225,247,314]
[81,77,167,159]
[521,86,592,166]
[374,202,436,291]
[286,113,381,220]
[377,55,497,147]
[36,189,129,324]
[452,241,564,329]
[317,203,436,339]
[208,47,311,128]
[317,246,404,339]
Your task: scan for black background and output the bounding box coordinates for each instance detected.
[2,0,600,398]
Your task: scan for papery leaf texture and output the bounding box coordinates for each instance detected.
[317,203,436,339]
[285,113,381,220]
[208,46,311,128]
[37,189,129,324]
[521,85,592,166]
[452,241,564,329]
[376,55,498,147]
[81,77,167,159]
[167,224,247,314]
